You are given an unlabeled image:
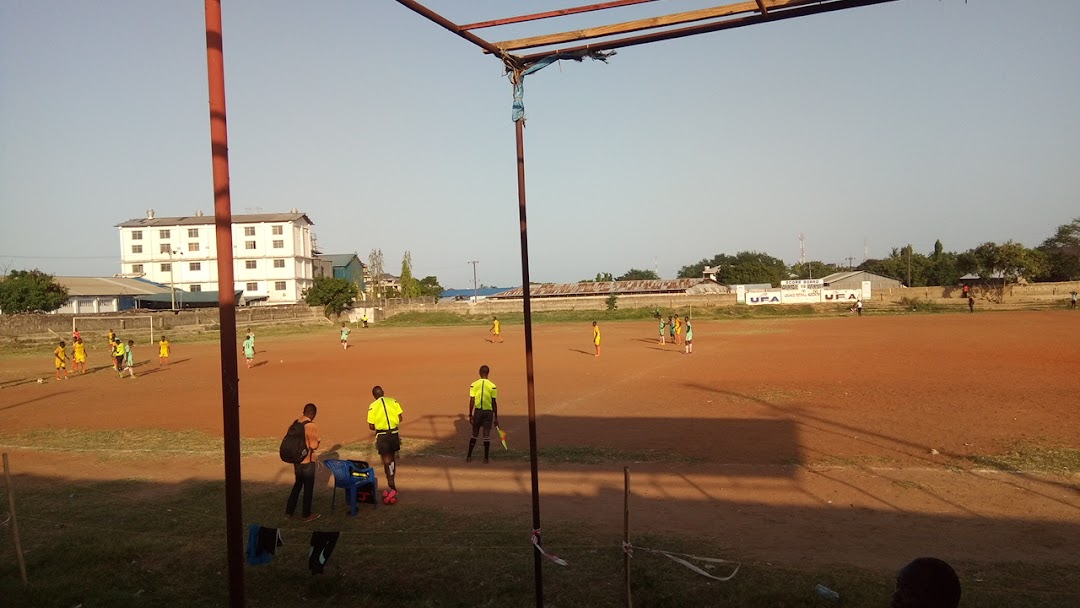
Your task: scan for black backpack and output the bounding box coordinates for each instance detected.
[279,419,310,464]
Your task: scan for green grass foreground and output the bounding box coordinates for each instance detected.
[1,476,1073,608]
[0,429,700,466]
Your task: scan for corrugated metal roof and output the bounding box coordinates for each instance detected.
[821,270,902,284]
[490,279,724,299]
[133,290,243,304]
[56,276,173,297]
[320,253,363,268]
[440,287,512,299]
[116,212,313,228]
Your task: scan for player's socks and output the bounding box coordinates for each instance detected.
[483,438,490,462]
[467,437,477,461]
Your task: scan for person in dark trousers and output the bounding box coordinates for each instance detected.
[466,365,499,463]
[968,295,975,313]
[890,557,961,608]
[1071,290,1077,309]
[368,386,403,504]
[285,403,321,522]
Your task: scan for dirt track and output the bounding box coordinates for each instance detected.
[1,311,1078,569]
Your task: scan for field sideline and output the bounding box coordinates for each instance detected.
[1,311,1078,606]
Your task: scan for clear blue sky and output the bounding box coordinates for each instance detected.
[2,1,1078,289]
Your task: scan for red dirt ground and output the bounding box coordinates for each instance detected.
[2,311,1078,570]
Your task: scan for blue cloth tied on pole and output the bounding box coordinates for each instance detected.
[512,50,616,123]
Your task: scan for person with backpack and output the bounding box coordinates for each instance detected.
[283,403,321,522]
[367,386,403,504]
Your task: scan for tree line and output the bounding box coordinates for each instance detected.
[672,218,1080,288]
[4,219,1077,314]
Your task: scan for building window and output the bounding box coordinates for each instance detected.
[275,281,287,291]
[189,262,201,271]
[161,263,171,272]
[245,260,257,269]
[272,225,283,235]
[131,244,143,254]
[244,226,255,236]
[159,229,171,239]
[245,241,256,250]
[188,228,199,238]
[246,282,258,292]
[160,243,171,254]
[190,285,202,292]
[132,264,144,274]
[273,259,285,268]
[132,230,143,240]
[188,242,200,252]
[272,240,284,249]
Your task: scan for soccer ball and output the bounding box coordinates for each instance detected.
[37,378,44,384]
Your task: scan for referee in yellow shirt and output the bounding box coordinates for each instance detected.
[367,386,403,504]
[466,365,499,463]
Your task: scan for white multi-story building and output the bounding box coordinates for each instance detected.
[116,209,316,305]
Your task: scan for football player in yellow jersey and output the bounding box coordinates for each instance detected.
[592,321,601,357]
[73,337,87,374]
[367,386,403,504]
[159,336,171,366]
[490,316,502,343]
[112,338,126,378]
[53,340,69,380]
[466,365,499,463]
[107,329,117,369]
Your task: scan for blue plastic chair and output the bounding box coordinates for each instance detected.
[323,459,378,515]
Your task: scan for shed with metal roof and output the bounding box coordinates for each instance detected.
[820,271,901,291]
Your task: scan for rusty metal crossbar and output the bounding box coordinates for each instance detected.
[396,0,898,70]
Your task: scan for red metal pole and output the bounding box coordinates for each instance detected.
[513,71,545,608]
[204,2,245,606]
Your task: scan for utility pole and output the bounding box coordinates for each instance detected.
[907,245,913,287]
[799,233,808,278]
[468,260,479,303]
[844,256,855,270]
[167,249,183,310]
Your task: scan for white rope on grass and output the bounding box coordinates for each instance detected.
[632,545,740,582]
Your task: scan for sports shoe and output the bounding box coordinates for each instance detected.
[466,456,472,463]
[302,513,321,523]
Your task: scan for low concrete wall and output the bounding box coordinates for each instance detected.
[383,293,739,317]
[0,304,328,341]
[382,281,1080,318]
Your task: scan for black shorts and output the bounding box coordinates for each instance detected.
[471,409,494,433]
[115,356,124,368]
[375,432,401,455]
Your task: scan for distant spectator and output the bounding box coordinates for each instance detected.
[890,557,961,608]
[856,299,863,316]
[968,295,975,313]
[1071,290,1077,309]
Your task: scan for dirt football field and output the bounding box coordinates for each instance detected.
[1,311,1078,572]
